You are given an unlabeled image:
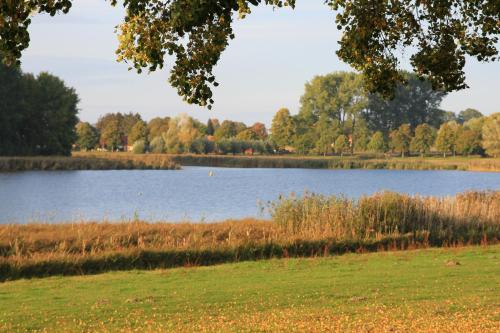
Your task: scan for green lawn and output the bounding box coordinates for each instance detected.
[1,246,499,332]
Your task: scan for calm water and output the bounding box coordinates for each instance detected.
[0,167,499,223]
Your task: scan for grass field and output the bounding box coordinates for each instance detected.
[0,245,498,332]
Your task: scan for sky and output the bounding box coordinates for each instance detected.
[22,0,500,126]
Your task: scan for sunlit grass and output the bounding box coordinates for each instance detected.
[0,245,498,332]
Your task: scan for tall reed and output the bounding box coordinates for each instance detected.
[270,191,500,244]
[0,155,179,171]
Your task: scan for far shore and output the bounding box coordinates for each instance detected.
[1,152,499,172]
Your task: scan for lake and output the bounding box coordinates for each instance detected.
[0,167,499,223]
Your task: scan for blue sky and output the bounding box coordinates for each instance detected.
[22,0,499,126]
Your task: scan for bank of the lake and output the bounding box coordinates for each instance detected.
[1,245,498,332]
[0,154,179,172]
[1,191,498,281]
[80,152,500,172]
[1,152,499,172]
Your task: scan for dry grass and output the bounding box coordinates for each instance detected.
[2,152,498,172]
[0,155,179,171]
[75,152,500,172]
[0,219,274,257]
[271,191,500,242]
[1,191,498,280]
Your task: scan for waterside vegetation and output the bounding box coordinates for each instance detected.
[0,154,179,172]
[1,191,498,281]
[77,152,500,172]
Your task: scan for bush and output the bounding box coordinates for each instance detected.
[132,140,147,154]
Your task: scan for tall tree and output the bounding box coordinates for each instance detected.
[271,108,295,149]
[410,124,436,157]
[128,120,149,145]
[351,118,371,152]
[147,117,170,141]
[435,122,459,157]
[0,62,78,156]
[206,119,216,136]
[177,114,201,152]
[439,111,458,124]
[100,118,122,151]
[368,131,387,153]
[365,73,445,133]
[455,128,482,156]
[299,72,366,127]
[163,118,182,154]
[315,116,341,156]
[482,113,500,158]
[0,61,24,155]
[297,72,366,153]
[249,122,268,140]
[214,120,246,141]
[389,124,412,157]
[76,122,99,151]
[120,113,142,139]
[457,108,483,124]
[236,129,258,141]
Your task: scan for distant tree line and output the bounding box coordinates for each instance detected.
[76,112,275,155]
[270,72,500,158]
[2,63,498,158]
[0,61,78,155]
[76,71,499,158]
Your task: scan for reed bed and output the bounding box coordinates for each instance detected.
[0,191,498,280]
[0,155,179,171]
[77,152,500,172]
[271,191,500,243]
[3,152,498,172]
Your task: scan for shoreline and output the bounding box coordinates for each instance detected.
[1,152,499,172]
[0,154,179,172]
[2,191,498,280]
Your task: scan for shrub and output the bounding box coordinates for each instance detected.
[132,140,147,154]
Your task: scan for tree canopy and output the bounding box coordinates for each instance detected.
[1,1,498,108]
[0,61,78,155]
[482,113,500,157]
